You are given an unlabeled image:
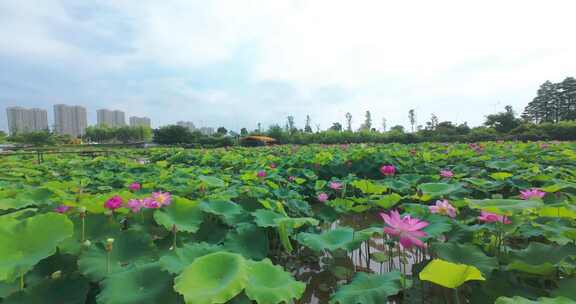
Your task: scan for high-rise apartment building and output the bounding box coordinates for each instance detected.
[6,106,48,135]
[97,109,125,127]
[129,116,151,128]
[176,121,196,131]
[53,104,87,138]
[199,127,215,136]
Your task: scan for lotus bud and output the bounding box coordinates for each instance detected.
[106,238,115,252]
[82,240,92,247]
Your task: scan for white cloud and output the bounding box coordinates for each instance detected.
[1,0,575,131]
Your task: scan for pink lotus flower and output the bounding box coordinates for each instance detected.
[429,200,457,218]
[142,197,161,209]
[520,188,545,200]
[380,210,429,248]
[104,195,123,210]
[269,163,277,169]
[288,176,295,182]
[540,143,549,149]
[440,170,454,178]
[126,199,143,213]
[478,211,511,224]
[257,170,267,178]
[128,182,141,191]
[54,205,70,214]
[380,165,396,176]
[151,191,172,206]
[317,192,329,203]
[329,181,343,190]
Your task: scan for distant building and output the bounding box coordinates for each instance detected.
[200,127,215,136]
[129,116,151,128]
[6,106,48,135]
[97,109,126,127]
[176,121,196,131]
[53,104,87,138]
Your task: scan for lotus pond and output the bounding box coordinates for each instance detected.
[1,142,576,304]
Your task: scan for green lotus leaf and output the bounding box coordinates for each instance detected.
[419,259,485,289]
[539,206,576,219]
[245,259,305,304]
[467,198,543,215]
[421,214,453,239]
[351,180,388,195]
[430,242,497,276]
[224,224,269,260]
[495,296,576,304]
[2,274,89,304]
[552,277,576,301]
[463,178,504,192]
[490,172,513,180]
[0,187,55,211]
[329,272,409,304]
[296,227,370,252]
[159,243,222,274]
[199,199,245,222]
[96,262,180,304]
[507,243,576,275]
[274,217,319,252]
[59,213,122,255]
[532,220,576,245]
[78,229,156,281]
[198,175,226,187]
[153,196,203,233]
[486,160,518,171]
[418,183,460,198]
[174,251,248,304]
[0,213,73,281]
[371,193,402,209]
[252,209,284,228]
[541,182,576,193]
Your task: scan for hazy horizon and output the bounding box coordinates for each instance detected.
[1,0,575,132]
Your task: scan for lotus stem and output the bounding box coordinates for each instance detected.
[81,213,86,243]
[19,271,24,291]
[453,288,461,304]
[172,224,178,249]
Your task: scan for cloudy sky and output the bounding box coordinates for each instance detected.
[1,0,575,132]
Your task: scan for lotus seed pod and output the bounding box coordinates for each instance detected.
[79,207,87,213]
[83,240,92,247]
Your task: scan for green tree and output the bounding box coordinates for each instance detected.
[359,111,372,131]
[240,128,248,136]
[484,105,521,133]
[216,127,228,135]
[408,109,416,132]
[345,112,352,131]
[304,115,313,133]
[329,122,343,131]
[153,125,192,145]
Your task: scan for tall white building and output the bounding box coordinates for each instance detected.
[176,121,196,131]
[129,116,151,128]
[199,127,215,136]
[53,104,87,138]
[97,109,125,127]
[6,107,48,135]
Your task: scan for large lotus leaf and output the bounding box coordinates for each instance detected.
[198,175,226,187]
[245,259,305,304]
[2,274,89,304]
[0,213,73,281]
[96,262,180,304]
[507,243,576,275]
[159,243,222,274]
[532,220,576,245]
[252,209,284,228]
[174,252,248,304]
[296,227,370,252]
[469,270,544,303]
[421,214,453,239]
[552,277,576,300]
[495,296,575,304]
[153,196,203,233]
[486,160,518,171]
[467,199,543,215]
[224,224,269,260]
[274,217,319,253]
[351,180,388,195]
[329,272,409,304]
[539,205,576,219]
[199,199,245,222]
[431,242,497,276]
[78,229,156,281]
[371,193,402,209]
[0,188,54,211]
[463,178,504,192]
[419,259,485,289]
[418,183,460,198]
